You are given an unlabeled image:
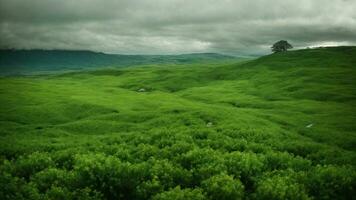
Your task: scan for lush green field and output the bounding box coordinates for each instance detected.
[1,47,355,200]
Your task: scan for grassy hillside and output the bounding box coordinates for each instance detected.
[0,47,355,199]
[0,49,236,75]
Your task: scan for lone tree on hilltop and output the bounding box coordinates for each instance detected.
[271,40,293,53]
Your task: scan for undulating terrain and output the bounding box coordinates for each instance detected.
[0,46,355,200]
[0,49,236,75]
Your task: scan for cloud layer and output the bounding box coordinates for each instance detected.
[1,0,356,55]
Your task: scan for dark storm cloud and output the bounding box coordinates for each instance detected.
[1,0,355,55]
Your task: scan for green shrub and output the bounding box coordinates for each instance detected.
[30,168,75,192]
[264,151,312,171]
[304,165,356,200]
[202,174,244,200]
[0,172,41,200]
[148,159,191,188]
[71,188,103,200]
[14,152,55,179]
[224,151,265,188]
[51,149,77,170]
[43,186,103,200]
[132,144,160,161]
[136,178,163,200]
[179,148,227,185]
[136,159,192,199]
[73,153,149,200]
[152,186,205,200]
[160,141,194,160]
[254,174,311,200]
[43,186,72,200]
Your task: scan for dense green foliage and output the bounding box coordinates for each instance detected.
[271,40,293,53]
[0,47,356,199]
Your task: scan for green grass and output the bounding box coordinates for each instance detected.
[0,46,355,200]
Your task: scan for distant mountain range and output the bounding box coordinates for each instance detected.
[0,49,236,75]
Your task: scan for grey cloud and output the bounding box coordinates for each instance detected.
[1,0,356,55]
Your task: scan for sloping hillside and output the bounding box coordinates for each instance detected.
[0,47,355,199]
[0,49,236,75]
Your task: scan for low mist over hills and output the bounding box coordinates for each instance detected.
[0,49,236,75]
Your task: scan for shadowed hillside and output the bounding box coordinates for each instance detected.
[0,47,355,200]
[0,49,236,75]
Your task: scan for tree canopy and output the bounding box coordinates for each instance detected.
[271,40,293,53]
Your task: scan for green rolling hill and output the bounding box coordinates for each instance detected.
[0,49,236,75]
[0,46,355,200]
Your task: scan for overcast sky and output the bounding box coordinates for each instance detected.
[0,0,355,55]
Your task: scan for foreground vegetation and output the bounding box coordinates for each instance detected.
[1,47,355,199]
